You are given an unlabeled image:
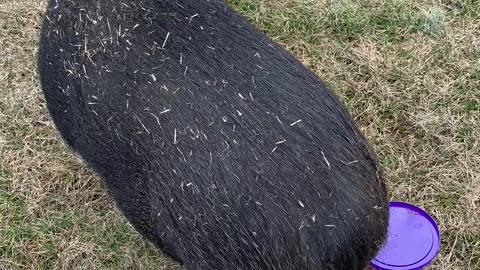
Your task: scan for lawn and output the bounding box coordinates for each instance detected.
[1,0,479,269]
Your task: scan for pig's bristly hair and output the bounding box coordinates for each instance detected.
[37,1,389,269]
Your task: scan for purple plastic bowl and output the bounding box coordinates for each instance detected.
[370,201,441,270]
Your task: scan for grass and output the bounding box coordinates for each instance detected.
[1,0,479,269]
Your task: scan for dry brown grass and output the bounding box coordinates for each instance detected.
[1,0,479,269]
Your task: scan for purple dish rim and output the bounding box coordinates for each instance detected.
[370,201,441,270]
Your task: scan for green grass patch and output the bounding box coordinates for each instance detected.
[228,0,449,44]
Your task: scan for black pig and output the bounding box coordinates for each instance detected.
[37,0,389,269]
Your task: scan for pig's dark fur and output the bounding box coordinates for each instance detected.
[37,0,389,269]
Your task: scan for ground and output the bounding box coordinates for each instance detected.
[0,0,478,269]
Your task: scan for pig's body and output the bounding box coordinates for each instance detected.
[37,1,388,269]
